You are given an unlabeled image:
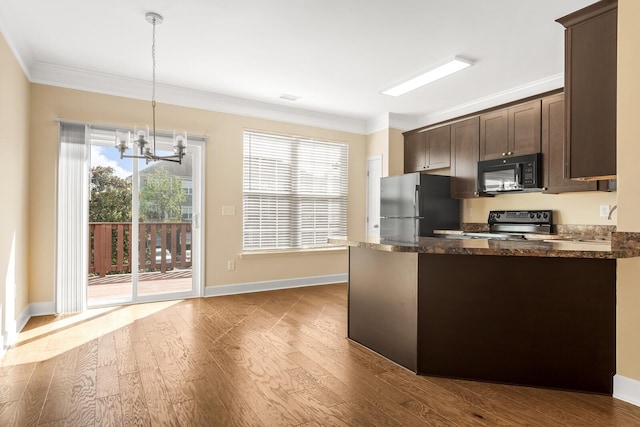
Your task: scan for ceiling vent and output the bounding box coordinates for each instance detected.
[279,93,301,101]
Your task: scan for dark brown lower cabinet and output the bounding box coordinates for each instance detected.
[348,248,418,371]
[348,247,616,394]
[417,253,615,394]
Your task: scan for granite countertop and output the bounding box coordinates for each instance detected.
[328,231,640,259]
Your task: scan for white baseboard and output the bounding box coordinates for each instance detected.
[204,274,348,297]
[614,375,640,408]
[28,301,56,317]
[2,301,55,353]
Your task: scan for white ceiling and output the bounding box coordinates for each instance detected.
[0,0,597,133]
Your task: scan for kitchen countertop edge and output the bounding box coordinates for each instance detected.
[329,232,640,259]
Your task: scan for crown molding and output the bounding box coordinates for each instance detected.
[416,73,564,128]
[365,74,564,134]
[366,113,390,135]
[366,113,423,134]
[29,61,369,135]
[10,49,565,137]
[389,113,424,132]
[0,6,34,80]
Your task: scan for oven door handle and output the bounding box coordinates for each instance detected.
[515,164,523,189]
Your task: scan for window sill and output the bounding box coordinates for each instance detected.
[240,245,347,257]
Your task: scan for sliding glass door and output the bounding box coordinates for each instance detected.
[87,128,202,306]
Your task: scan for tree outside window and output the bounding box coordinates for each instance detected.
[139,168,187,222]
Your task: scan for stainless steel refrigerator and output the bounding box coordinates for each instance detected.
[380,173,460,242]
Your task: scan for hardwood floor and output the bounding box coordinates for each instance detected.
[2,283,640,426]
[88,269,193,301]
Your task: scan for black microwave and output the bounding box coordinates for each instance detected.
[477,153,543,194]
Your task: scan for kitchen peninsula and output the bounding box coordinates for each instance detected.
[330,234,640,394]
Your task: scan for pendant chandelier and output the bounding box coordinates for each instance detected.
[115,12,187,164]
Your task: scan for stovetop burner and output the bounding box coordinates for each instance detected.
[433,210,554,241]
[488,210,553,235]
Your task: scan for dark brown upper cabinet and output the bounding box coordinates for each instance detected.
[404,131,427,173]
[479,100,541,161]
[404,125,451,173]
[541,93,597,194]
[557,0,617,180]
[450,117,480,199]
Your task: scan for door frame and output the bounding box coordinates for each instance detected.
[87,136,205,308]
[366,155,383,237]
[129,140,205,305]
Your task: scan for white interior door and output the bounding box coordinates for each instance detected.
[366,155,382,236]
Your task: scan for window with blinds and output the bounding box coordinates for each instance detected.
[243,130,348,250]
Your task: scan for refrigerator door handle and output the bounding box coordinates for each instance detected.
[414,185,420,216]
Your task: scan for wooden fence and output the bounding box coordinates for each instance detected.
[89,222,192,277]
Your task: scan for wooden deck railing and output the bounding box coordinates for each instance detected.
[89,222,192,277]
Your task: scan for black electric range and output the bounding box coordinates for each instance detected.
[437,210,553,241]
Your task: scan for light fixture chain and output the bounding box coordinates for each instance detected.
[152,16,156,108]
[151,16,157,154]
[117,12,183,164]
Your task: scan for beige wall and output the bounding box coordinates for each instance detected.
[0,33,30,336]
[366,129,388,176]
[616,0,640,382]
[388,128,404,176]
[464,191,617,225]
[29,84,366,303]
[365,127,405,178]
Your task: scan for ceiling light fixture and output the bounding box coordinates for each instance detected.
[381,56,473,97]
[115,12,187,164]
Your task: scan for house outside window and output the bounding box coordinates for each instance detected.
[243,130,348,250]
[182,180,193,195]
[181,206,193,221]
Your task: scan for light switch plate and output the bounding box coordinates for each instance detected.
[222,205,236,216]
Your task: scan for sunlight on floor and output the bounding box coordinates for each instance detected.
[2,300,182,365]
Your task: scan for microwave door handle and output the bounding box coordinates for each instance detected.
[515,165,522,189]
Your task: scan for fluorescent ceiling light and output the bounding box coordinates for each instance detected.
[381,56,473,97]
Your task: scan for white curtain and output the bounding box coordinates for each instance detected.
[55,123,89,313]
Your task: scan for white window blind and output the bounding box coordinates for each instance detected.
[243,131,348,250]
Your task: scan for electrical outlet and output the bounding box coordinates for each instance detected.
[599,205,610,218]
[227,260,235,271]
[467,207,473,218]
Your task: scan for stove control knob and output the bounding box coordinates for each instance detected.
[536,213,541,219]
[543,212,548,219]
[529,213,535,219]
